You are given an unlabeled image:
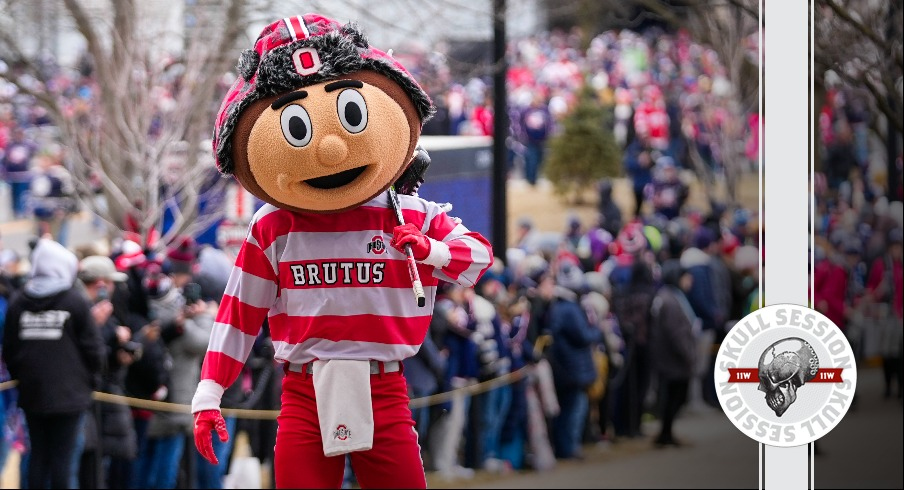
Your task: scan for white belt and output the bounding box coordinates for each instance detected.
[288,360,401,375]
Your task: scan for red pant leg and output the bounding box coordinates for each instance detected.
[274,371,346,489]
[350,371,426,489]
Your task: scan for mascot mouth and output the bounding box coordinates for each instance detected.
[305,166,368,189]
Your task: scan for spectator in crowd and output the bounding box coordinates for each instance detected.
[647,156,688,220]
[402,322,446,461]
[624,140,654,218]
[429,283,478,481]
[29,150,79,246]
[125,262,169,489]
[823,123,858,193]
[681,227,720,407]
[519,94,553,185]
[543,271,601,459]
[814,244,848,332]
[866,228,903,399]
[78,255,140,488]
[472,276,513,473]
[650,260,698,447]
[597,179,624,237]
[2,238,104,489]
[609,256,656,439]
[140,245,214,489]
[1,127,36,218]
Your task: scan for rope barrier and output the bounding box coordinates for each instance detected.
[0,365,533,420]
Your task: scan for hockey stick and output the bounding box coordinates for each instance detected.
[388,185,426,307]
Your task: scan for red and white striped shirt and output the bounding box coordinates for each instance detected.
[198,193,493,393]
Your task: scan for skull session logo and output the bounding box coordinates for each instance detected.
[715,304,857,447]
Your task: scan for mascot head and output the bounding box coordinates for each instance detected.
[213,14,434,213]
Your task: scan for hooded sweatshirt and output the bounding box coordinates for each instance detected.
[2,239,105,414]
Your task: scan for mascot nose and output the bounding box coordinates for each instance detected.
[317,135,349,167]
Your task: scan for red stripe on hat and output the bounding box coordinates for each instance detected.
[285,15,308,41]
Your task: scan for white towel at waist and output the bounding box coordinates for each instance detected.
[313,359,374,457]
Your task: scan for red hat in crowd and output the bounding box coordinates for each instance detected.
[114,240,147,271]
[212,14,434,175]
[166,236,197,275]
[721,229,740,255]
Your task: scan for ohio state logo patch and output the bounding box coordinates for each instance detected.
[714,304,857,447]
[367,235,386,255]
[334,424,351,441]
[292,47,322,76]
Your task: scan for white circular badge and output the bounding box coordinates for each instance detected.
[714,304,857,447]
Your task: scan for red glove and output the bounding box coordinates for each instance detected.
[194,410,229,465]
[391,223,431,261]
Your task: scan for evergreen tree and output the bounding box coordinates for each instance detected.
[545,85,622,203]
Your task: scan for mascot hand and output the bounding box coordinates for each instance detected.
[194,410,229,465]
[391,223,431,261]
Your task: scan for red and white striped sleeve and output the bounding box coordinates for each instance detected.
[191,214,279,414]
[419,203,494,287]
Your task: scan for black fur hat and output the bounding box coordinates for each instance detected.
[212,14,434,175]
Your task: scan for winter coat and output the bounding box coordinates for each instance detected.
[402,333,446,395]
[680,247,719,332]
[2,239,104,414]
[650,286,697,380]
[814,259,848,329]
[147,288,213,437]
[610,262,656,346]
[867,256,903,319]
[547,290,601,390]
[624,140,653,191]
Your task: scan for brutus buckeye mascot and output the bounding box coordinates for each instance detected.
[190,13,493,489]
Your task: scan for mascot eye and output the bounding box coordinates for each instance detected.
[337,89,368,134]
[280,104,313,147]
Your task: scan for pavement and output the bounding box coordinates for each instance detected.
[428,367,902,489]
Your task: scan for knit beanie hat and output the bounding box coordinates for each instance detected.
[114,240,147,271]
[165,236,197,275]
[212,14,435,175]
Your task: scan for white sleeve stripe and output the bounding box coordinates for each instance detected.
[207,322,258,362]
[224,269,278,309]
[262,234,289,277]
[437,222,471,242]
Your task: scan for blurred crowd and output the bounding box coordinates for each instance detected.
[1,233,268,489]
[416,27,756,188]
[405,189,765,480]
[812,82,904,402]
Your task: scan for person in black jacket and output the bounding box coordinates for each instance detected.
[78,254,140,488]
[650,260,698,447]
[2,238,105,488]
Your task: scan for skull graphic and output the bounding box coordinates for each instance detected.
[757,338,819,417]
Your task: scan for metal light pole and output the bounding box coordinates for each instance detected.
[492,0,508,261]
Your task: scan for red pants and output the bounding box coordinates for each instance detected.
[274,366,426,489]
